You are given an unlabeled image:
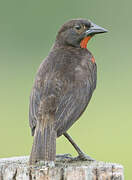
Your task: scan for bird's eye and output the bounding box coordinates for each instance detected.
[87,23,91,29]
[75,25,81,30]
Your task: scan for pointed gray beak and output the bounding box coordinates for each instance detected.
[85,22,108,36]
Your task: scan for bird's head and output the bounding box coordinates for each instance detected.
[56,19,108,49]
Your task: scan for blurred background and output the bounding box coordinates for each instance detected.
[0,0,131,178]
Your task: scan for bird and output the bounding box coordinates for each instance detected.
[29,18,107,165]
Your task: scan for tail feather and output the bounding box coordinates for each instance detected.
[29,121,56,165]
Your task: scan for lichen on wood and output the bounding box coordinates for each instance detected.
[0,156,124,180]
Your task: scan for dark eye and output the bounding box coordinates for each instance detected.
[86,23,91,29]
[75,25,81,30]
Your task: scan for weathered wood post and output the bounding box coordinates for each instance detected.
[0,156,124,180]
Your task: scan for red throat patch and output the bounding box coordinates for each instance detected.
[91,56,95,63]
[80,36,91,49]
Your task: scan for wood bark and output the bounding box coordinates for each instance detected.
[0,156,124,180]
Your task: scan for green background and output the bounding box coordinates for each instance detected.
[0,0,131,179]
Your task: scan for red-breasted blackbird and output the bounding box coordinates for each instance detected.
[29,19,107,165]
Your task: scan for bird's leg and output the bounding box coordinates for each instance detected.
[63,132,95,161]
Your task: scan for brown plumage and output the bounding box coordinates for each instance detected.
[29,19,107,165]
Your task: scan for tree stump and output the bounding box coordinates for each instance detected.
[0,156,124,180]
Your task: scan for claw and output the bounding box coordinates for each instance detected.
[77,154,95,161]
[56,154,73,161]
[36,160,55,167]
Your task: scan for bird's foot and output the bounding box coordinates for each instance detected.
[35,160,55,168]
[74,153,95,161]
[56,154,73,161]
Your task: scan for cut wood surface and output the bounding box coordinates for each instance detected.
[0,156,124,180]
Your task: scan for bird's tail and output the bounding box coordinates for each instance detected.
[29,120,56,165]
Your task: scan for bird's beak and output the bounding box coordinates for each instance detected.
[85,22,108,36]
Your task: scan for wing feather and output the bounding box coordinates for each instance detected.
[55,80,93,137]
[29,53,97,137]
